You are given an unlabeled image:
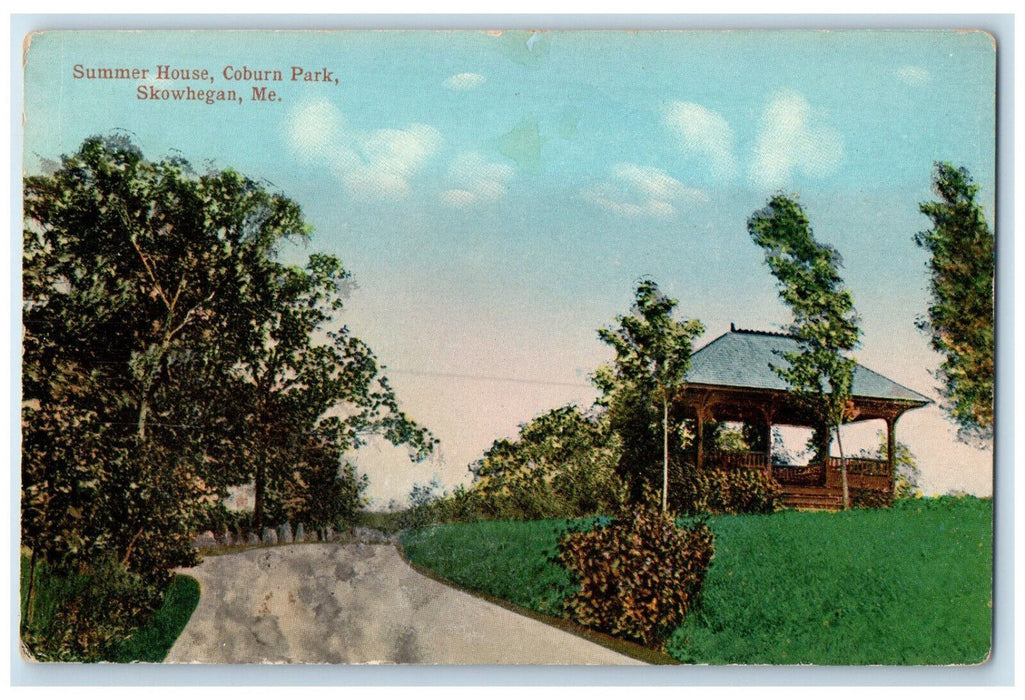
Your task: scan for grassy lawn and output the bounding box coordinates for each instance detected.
[19,555,200,662]
[401,497,992,665]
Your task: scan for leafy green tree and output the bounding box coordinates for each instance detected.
[748,195,861,508]
[595,280,704,512]
[915,162,995,443]
[236,253,436,530]
[22,135,305,582]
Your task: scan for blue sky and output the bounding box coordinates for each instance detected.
[23,29,996,503]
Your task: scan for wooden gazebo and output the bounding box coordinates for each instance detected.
[677,326,931,509]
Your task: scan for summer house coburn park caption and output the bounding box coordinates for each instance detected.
[72,64,340,104]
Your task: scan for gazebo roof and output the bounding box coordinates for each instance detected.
[686,327,931,405]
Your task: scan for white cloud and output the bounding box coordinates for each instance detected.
[662,101,738,179]
[441,152,515,208]
[896,65,931,86]
[749,90,844,190]
[285,99,442,200]
[443,72,486,91]
[582,163,709,218]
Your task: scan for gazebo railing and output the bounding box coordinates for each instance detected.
[772,463,826,486]
[711,450,768,472]
[706,452,892,492]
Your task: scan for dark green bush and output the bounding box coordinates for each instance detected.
[21,553,167,661]
[557,501,715,648]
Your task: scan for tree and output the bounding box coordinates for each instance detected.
[748,195,861,508]
[22,135,313,656]
[596,280,704,512]
[22,135,307,584]
[22,136,436,657]
[915,162,995,443]
[236,253,436,530]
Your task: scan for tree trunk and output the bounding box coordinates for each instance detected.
[836,424,850,509]
[137,398,150,440]
[24,549,37,627]
[662,394,670,513]
[254,457,265,532]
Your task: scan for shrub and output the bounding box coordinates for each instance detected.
[722,469,783,514]
[671,465,781,515]
[21,553,167,661]
[850,488,894,509]
[557,501,715,648]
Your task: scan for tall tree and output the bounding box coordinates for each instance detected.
[22,135,306,582]
[238,253,436,530]
[748,195,861,508]
[915,162,995,443]
[596,279,704,512]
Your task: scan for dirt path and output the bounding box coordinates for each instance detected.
[165,542,644,665]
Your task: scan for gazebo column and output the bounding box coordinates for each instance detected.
[759,404,775,478]
[822,426,839,488]
[885,414,899,496]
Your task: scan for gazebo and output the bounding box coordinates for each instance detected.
[677,326,931,508]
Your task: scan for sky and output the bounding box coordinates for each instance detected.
[22,29,997,505]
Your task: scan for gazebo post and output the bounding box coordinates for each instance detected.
[760,405,774,478]
[886,414,898,495]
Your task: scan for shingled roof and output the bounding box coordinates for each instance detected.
[686,327,931,404]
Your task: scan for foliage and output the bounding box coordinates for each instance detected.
[22,135,434,655]
[709,469,782,514]
[22,135,298,582]
[671,466,781,515]
[20,553,198,663]
[595,279,704,509]
[404,497,992,665]
[848,488,893,509]
[557,501,715,647]
[20,552,168,661]
[233,252,435,529]
[467,405,626,520]
[915,162,995,443]
[857,431,921,500]
[398,477,449,530]
[748,195,861,507]
[713,425,750,453]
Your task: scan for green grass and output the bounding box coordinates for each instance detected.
[402,518,584,617]
[401,498,992,665]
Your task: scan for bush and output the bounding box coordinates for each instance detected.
[671,465,782,515]
[850,488,893,509]
[21,553,168,661]
[557,501,715,648]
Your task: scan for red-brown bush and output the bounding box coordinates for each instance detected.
[557,502,715,648]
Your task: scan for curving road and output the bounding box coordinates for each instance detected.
[165,542,643,665]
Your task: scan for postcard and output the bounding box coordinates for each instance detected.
[19,27,995,666]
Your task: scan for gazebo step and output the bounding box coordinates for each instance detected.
[782,489,844,510]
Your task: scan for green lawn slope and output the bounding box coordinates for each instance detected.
[401,497,992,665]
